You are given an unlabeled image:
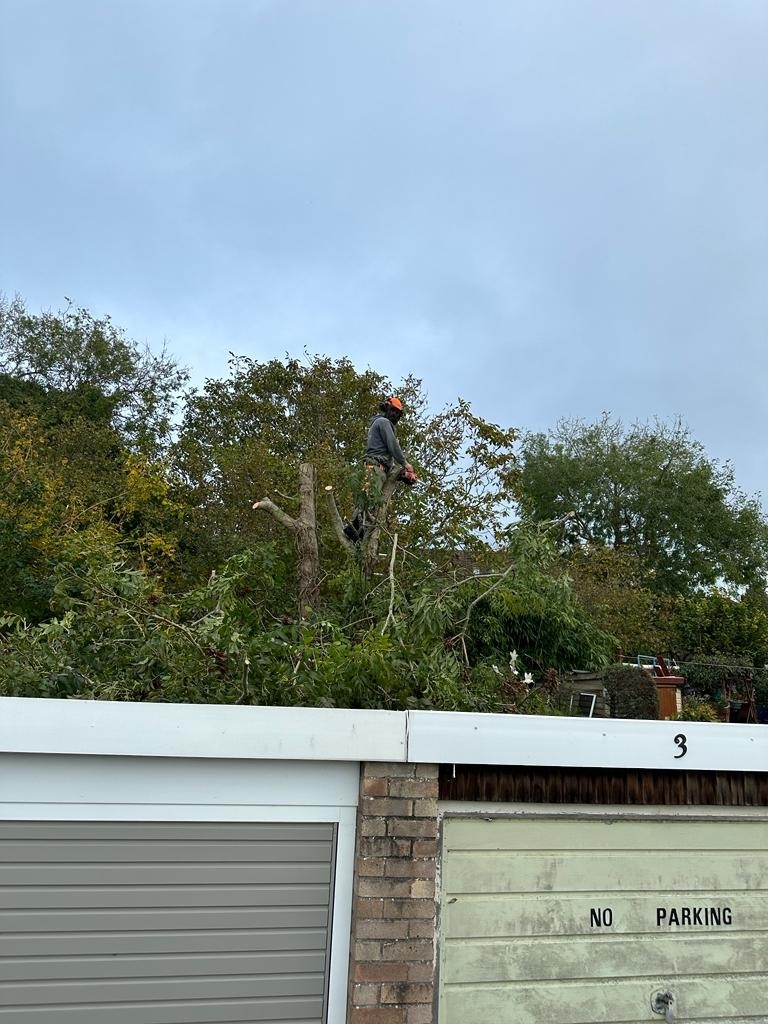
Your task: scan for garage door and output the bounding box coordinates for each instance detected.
[0,820,336,1023]
[440,815,768,1024]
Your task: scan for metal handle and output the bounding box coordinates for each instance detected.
[651,990,675,1023]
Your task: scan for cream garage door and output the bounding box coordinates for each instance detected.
[440,815,768,1024]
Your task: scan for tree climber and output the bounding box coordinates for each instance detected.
[344,396,418,542]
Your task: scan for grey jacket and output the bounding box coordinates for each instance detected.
[364,415,407,471]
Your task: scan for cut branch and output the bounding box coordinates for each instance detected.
[251,497,297,532]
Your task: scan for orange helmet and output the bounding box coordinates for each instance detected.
[387,396,403,411]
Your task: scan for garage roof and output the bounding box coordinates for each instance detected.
[1,697,765,772]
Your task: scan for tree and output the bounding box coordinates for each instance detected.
[0,295,187,454]
[253,463,321,617]
[669,592,768,663]
[0,400,184,621]
[564,545,675,659]
[518,414,768,594]
[172,355,520,596]
[0,306,605,710]
[0,520,613,709]
[170,354,388,583]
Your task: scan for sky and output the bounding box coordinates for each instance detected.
[2,1,767,497]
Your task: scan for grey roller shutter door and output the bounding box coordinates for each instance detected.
[0,820,336,1023]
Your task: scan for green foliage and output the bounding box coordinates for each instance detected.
[464,583,613,675]
[677,656,760,705]
[0,296,190,618]
[519,414,768,594]
[170,357,519,586]
[673,696,721,723]
[463,525,615,674]
[13,297,767,714]
[0,518,608,714]
[564,545,676,659]
[0,400,187,619]
[0,295,187,454]
[603,664,660,720]
[402,391,520,552]
[565,547,768,665]
[669,593,768,663]
[0,542,291,703]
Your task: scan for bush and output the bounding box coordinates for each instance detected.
[604,664,659,720]
[674,696,720,723]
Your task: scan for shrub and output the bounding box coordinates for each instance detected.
[674,696,720,723]
[604,664,659,720]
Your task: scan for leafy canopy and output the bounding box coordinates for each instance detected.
[519,413,768,594]
[0,294,187,454]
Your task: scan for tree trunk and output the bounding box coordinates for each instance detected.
[324,464,404,577]
[362,466,404,577]
[295,463,320,617]
[252,463,320,619]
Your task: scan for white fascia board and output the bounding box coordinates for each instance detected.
[0,697,406,762]
[5,698,766,771]
[407,709,768,773]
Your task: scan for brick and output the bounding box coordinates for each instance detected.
[353,983,381,1006]
[365,762,416,778]
[384,898,436,920]
[413,763,439,779]
[411,798,438,819]
[388,778,438,799]
[406,1004,434,1024]
[362,776,389,796]
[387,818,438,839]
[408,919,437,938]
[358,857,386,877]
[361,816,387,837]
[354,960,409,983]
[380,939,433,961]
[407,962,435,983]
[355,897,384,919]
[411,839,438,858]
[361,836,413,858]
[410,879,435,899]
[358,878,412,899]
[354,940,383,960]
[363,796,414,817]
[349,1009,405,1024]
[354,919,410,940]
[385,859,436,879]
[381,983,433,1005]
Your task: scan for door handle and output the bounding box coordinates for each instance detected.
[651,990,675,1023]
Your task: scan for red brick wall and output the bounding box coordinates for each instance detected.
[347,762,439,1024]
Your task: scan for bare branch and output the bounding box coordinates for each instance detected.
[452,560,518,668]
[381,533,399,635]
[251,498,297,532]
[324,485,355,550]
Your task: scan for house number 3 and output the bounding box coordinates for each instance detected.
[673,733,687,758]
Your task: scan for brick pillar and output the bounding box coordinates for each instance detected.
[347,762,439,1024]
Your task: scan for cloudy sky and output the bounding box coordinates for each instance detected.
[2,1,766,496]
